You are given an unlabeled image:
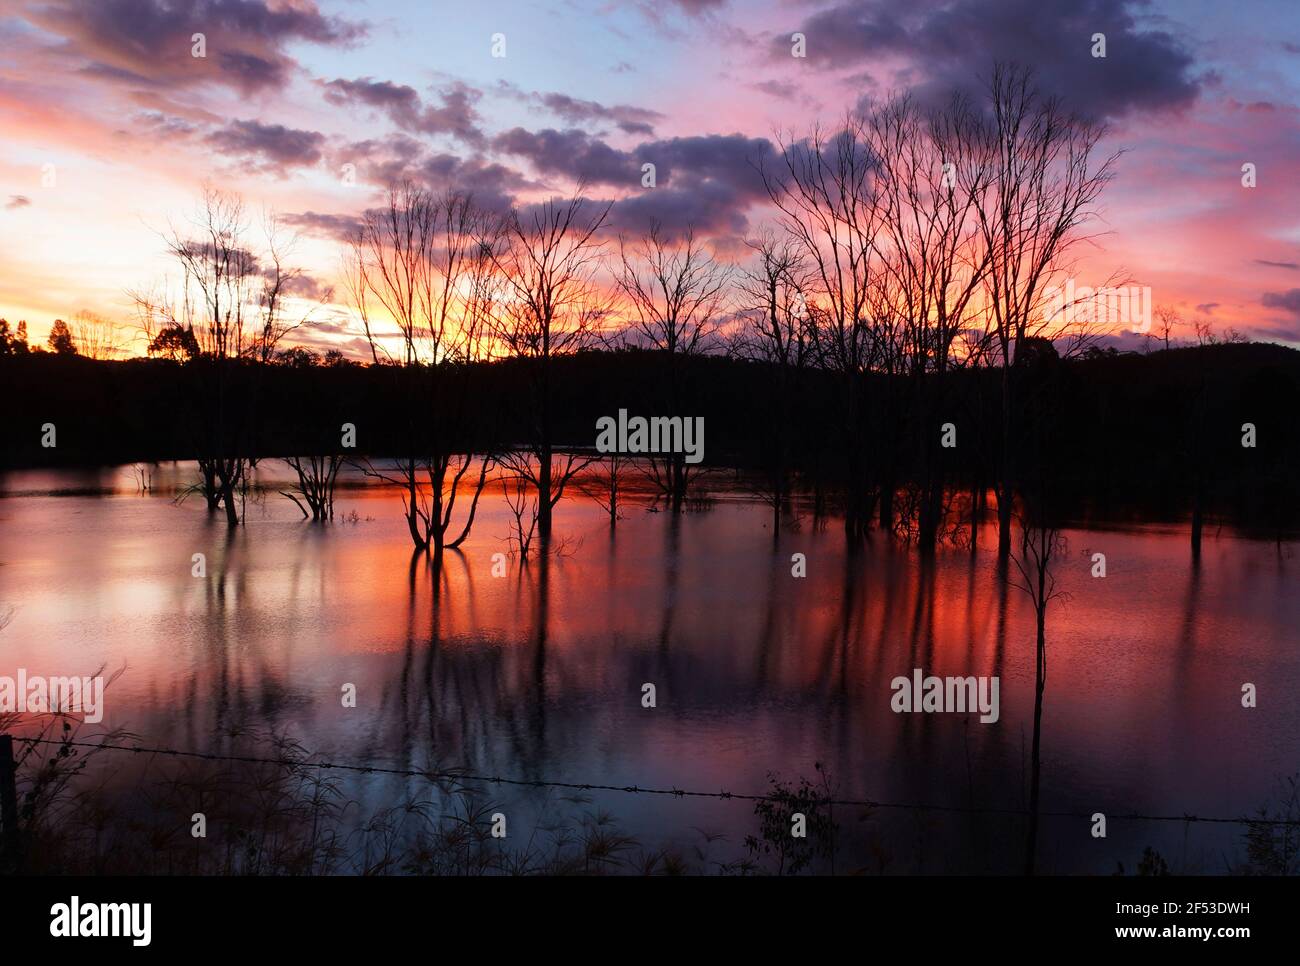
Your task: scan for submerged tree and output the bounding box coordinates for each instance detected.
[281,453,343,521]
[734,229,812,531]
[617,223,728,513]
[579,453,632,528]
[488,188,612,550]
[963,64,1118,556]
[162,186,261,526]
[860,92,988,548]
[127,186,323,525]
[347,183,500,563]
[763,115,884,543]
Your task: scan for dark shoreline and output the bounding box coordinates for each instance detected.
[5,340,1299,534]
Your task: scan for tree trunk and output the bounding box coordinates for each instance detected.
[202,462,221,512]
[219,475,239,528]
[405,459,427,550]
[997,483,1013,557]
[998,363,1014,558]
[431,527,444,571]
[537,445,553,548]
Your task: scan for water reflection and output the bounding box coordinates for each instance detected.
[0,465,1297,872]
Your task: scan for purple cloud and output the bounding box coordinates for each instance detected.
[20,0,365,94]
[282,211,364,243]
[490,128,779,235]
[205,119,325,171]
[1262,289,1300,316]
[606,181,752,237]
[492,127,644,186]
[776,0,1199,119]
[323,77,485,146]
[492,128,776,196]
[492,83,666,136]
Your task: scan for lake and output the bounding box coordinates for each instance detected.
[1,462,1297,873]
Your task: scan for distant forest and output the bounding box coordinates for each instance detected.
[4,340,1299,534]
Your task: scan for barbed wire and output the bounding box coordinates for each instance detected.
[13,735,1300,827]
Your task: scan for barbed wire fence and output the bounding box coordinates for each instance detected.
[5,734,1298,829]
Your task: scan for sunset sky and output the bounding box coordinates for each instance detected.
[2,0,1299,357]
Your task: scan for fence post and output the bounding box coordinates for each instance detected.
[0,734,19,863]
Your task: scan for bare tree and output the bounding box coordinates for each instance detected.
[488,189,612,549]
[763,116,885,541]
[962,64,1119,556]
[1152,305,1181,352]
[617,223,728,512]
[129,281,197,360]
[734,229,812,529]
[862,93,989,546]
[70,310,127,360]
[579,454,632,527]
[348,183,501,564]
[281,454,343,520]
[251,213,331,364]
[501,470,539,559]
[166,187,259,360]
[161,186,260,525]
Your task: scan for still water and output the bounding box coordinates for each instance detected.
[1,463,1297,873]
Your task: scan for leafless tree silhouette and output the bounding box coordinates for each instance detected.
[487,188,612,550]
[347,183,500,563]
[70,310,127,360]
[161,186,259,525]
[281,454,343,521]
[962,64,1118,556]
[617,223,728,512]
[734,229,812,529]
[763,114,885,542]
